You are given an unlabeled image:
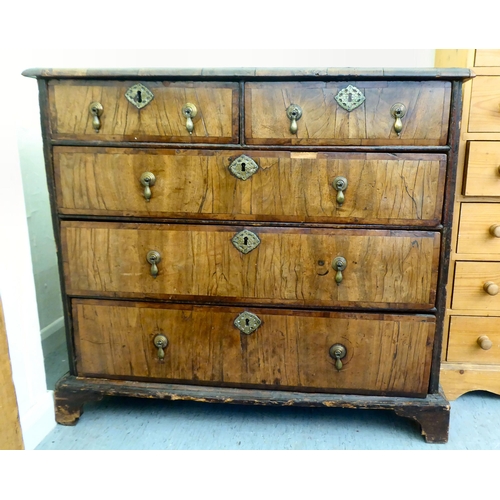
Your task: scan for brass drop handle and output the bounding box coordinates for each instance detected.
[286,104,302,134]
[390,103,406,137]
[490,224,500,237]
[477,335,493,350]
[332,176,348,205]
[140,172,156,201]
[89,102,103,132]
[332,257,347,285]
[153,334,168,360]
[329,344,347,371]
[182,103,198,134]
[146,250,161,278]
[484,281,499,296]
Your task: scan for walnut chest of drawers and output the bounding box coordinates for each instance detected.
[23,67,472,443]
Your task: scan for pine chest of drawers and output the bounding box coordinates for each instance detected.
[23,67,472,443]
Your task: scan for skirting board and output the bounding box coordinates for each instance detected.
[40,316,64,341]
[19,390,56,450]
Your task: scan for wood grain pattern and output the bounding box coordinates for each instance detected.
[463,141,500,196]
[61,222,440,310]
[447,316,500,363]
[0,299,24,449]
[48,80,239,143]
[468,77,500,133]
[245,81,451,146]
[452,261,500,311]
[474,50,500,67]
[440,363,500,400]
[54,147,446,225]
[457,203,500,253]
[73,300,435,397]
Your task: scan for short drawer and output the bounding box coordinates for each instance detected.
[463,142,500,196]
[453,262,500,311]
[245,81,451,146]
[48,80,239,143]
[61,222,440,310]
[468,77,500,133]
[447,316,500,363]
[457,203,500,254]
[475,50,500,67]
[73,300,435,397]
[54,147,446,226]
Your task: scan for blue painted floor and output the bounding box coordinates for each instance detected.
[37,332,500,450]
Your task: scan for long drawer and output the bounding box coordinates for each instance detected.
[61,222,440,310]
[54,147,446,225]
[48,80,239,143]
[245,81,451,146]
[73,299,435,397]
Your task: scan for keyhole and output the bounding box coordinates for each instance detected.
[136,90,142,103]
[241,162,246,172]
[245,318,250,326]
[243,236,248,245]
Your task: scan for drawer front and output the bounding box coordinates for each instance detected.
[469,77,500,133]
[54,147,446,226]
[73,300,435,397]
[448,316,500,364]
[245,81,451,146]
[61,222,440,310]
[457,203,500,254]
[475,50,500,67]
[463,142,500,196]
[453,262,500,311]
[48,80,239,143]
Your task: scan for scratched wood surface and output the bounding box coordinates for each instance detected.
[54,147,446,226]
[72,299,435,397]
[61,222,440,310]
[245,81,451,146]
[48,80,239,142]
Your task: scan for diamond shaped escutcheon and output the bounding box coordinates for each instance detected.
[229,155,259,181]
[231,229,261,254]
[234,311,262,335]
[334,85,366,112]
[125,83,154,109]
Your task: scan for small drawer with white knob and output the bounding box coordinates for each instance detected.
[447,316,500,364]
[457,203,500,253]
[463,142,500,197]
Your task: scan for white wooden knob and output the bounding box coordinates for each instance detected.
[477,335,493,350]
[489,224,500,237]
[484,281,499,295]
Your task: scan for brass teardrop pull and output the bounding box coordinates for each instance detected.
[329,344,347,371]
[286,104,302,134]
[140,172,156,201]
[89,102,103,132]
[332,176,348,205]
[332,256,347,285]
[153,334,168,360]
[146,250,161,278]
[182,103,198,134]
[390,103,406,137]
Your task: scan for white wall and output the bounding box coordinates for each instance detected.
[2,49,436,449]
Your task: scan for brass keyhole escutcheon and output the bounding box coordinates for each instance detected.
[146,250,161,278]
[286,104,302,134]
[89,102,103,132]
[332,256,347,285]
[390,103,406,137]
[153,334,168,360]
[332,176,348,205]
[140,172,156,202]
[329,344,347,371]
[182,103,198,134]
